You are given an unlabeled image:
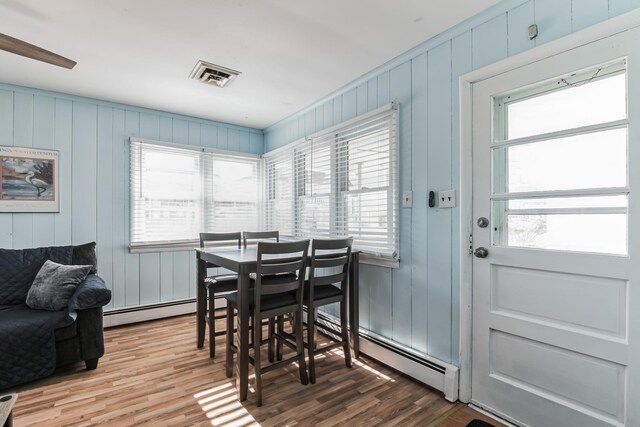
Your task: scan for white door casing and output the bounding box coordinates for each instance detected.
[468,25,640,427]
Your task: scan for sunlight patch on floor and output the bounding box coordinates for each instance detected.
[330,348,394,381]
[194,382,260,427]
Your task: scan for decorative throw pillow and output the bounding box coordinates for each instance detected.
[72,242,98,274]
[26,260,93,311]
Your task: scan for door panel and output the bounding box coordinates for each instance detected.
[471,26,640,427]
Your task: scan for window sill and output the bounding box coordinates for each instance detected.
[129,241,400,269]
[129,241,199,254]
[358,253,399,269]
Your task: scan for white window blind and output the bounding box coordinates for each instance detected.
[264,147,294,237]
[130,139,261,248]
[264,105,399,258]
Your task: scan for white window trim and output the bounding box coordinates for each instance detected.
[129,137,261,253]
[262,104,400,266]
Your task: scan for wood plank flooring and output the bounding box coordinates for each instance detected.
[8,314,504,426]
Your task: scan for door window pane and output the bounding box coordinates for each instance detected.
[501,212,626,255]
[493,128,627,194]
[506,73,626,139]
[494,196,627,255]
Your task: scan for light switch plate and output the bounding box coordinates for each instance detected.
[438,190,455,208]
[402,191,413,208]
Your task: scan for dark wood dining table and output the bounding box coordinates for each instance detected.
[195,245,360,401]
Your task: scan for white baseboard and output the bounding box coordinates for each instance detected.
[359,335,459,402]
[103,301,196,327]
[102,298,227,328]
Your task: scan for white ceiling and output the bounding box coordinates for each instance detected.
[0,0,499,129]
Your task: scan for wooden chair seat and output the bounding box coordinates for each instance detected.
[225,290,297,313]
[204,274,238,293]
[303,282,342,302]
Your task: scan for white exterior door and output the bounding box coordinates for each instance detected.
[471,27,640,427]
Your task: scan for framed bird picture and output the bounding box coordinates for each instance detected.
[0,146,59,213]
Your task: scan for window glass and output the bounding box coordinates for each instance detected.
[506,73,626,139]
[492,64,628,255]
[493,128,627,193]
[130,141,260,246]
[502,213,626,255]
[262,108,398,257]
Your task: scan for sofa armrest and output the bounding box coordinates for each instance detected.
[68,275,112,311]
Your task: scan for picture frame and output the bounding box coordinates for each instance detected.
[0,146,60,213]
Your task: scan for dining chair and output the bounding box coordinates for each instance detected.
[242,230,279,247]
[303,237,353,384]
[200,232,242,358]
[224,240,310,406]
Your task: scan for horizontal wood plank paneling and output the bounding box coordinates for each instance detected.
[0,86,263,310]
[262,0,625,364]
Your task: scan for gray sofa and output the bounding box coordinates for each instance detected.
[0,243,111,390]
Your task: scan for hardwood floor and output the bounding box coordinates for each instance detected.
[9,314,503,426]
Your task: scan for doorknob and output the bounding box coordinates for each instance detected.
[473,247,488,258]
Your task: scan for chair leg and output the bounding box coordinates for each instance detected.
[313,308,318,348]
[268,318,275,363]
[307,304,316,384]
[254,314,263,407]
[340,298,352,368]
[276,315,284,361]
[225,306,234,378]
[208,291,216,358]
[295,309,309,386]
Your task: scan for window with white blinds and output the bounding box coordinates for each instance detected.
[264,105,399,258]
[130,139,261,248]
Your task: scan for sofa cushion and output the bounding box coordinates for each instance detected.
[0,304,73,389]
[0,246,73,305]
[72,242,98,274]
[54,320,77,341]
[68,275,112,311]
[26,261,93,311]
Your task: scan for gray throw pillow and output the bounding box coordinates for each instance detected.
[72,242,98,274]
[26,260,93,311]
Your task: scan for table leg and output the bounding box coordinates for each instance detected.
[349,252,360,358]
[235,265,250,401]
[196,255,207,349]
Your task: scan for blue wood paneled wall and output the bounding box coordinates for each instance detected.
[0,84,263,311]
[263,0,640,364]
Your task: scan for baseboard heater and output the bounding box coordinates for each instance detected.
[103,301,459,402]
[103,299,198,328]
[315,311,459,402]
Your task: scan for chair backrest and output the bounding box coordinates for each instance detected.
[199,232,242,249]
[243,231,279,247]
[255,240,310,312]
[308,237,353,300]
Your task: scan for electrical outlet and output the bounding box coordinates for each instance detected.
[402,191,413,208]
[438,190,455,208]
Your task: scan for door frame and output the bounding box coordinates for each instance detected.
[458,8,640,404]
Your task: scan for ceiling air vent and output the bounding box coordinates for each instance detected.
[190,60,240,88]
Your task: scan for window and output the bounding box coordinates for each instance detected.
[264,105,399,258]
[492,60,628,255]
[130,139,261,249]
